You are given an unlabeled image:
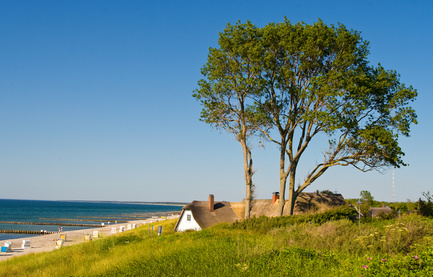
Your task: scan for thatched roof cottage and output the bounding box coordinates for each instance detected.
[175,192,345,232]
[368,206,393,218]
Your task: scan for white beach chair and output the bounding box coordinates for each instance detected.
[93,231,99,238]
[22,240,31,248]
[119,226,125,232]
[132,224,136,229]
[111,227,116,234]
[127,224,131,230]
[1,241,12,252]
[56,239,64,249]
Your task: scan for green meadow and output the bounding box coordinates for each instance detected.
[1,207,432,276]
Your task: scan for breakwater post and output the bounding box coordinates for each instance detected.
[0,221,103,228]
[0,230,55,235]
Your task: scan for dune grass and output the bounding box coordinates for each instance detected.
[1,211,432,276]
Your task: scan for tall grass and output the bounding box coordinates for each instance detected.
[1,210,432,276]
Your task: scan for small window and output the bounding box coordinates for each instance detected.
[187,214,191,221]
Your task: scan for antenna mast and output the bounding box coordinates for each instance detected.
[392,170,395,203]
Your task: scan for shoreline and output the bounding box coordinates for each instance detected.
[124,202,186,206]
[0,214,180,262]
[0,198,188,207]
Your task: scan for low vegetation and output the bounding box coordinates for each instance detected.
[347,190,433,221]
[1,207,432,276]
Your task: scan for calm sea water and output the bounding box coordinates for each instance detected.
[0,199,183,240]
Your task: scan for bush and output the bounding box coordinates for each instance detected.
[230,206,357,233]
[397,202,409,213]
[417,192,433,217]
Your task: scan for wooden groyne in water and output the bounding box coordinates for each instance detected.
[0,230,55,234]
[39,218,128,223]
[0,221,102,227]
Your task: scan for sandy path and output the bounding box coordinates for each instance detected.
[0,215,179,262]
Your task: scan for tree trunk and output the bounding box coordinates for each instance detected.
[245,183,251,219]
[277,145,288,216]
[286,170,297,215]
[242,141,253,219]
[277,174,286,216]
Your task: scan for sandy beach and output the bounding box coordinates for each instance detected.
[0,215,179,262]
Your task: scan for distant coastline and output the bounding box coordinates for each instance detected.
[1,199,188,207]
[59,200,188,207]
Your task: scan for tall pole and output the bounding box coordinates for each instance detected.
[392,170,395,203]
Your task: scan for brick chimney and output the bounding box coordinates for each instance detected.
[272,192,280,204]
[209,194,215,212]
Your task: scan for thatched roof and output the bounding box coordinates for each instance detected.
[293,193,346,214]
[181,200,240,229]
[176,193,345,231]
[369,206,392,217]
[248,193,345,217]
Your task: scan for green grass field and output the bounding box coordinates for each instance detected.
[1,208,432,276]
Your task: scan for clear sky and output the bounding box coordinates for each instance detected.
[0,0,431,203]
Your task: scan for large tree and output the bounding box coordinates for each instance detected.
[195,19,417,217]
[255,19,417,215]
[193,21,263,218]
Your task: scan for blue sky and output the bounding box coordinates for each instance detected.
[0,0,431,203]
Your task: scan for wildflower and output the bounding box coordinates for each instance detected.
[414,255,419,260]
[362,265,368,269]
[382,259,386,262]
[366,257,371,261]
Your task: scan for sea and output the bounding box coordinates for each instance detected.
[0,199,184,241]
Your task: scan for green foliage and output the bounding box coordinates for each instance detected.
[319,189,334,195]
[330,247,433,277]
[193,18,417,216]
[379,210,398,220]
[192,21,260,218]
[1,215,432,276]
[192,20,263,136]
[230,206,358,233]
[360,190,374,206]
[417,192,433,217]
[396,202,409,213]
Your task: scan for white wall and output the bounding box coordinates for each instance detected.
[176,210,201,232]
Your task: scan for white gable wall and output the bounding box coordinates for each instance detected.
[176,210,201,232]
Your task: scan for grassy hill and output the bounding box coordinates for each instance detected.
[1,206,432,276]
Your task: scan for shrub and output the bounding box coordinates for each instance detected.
[355,214,433,254]
[417,192,433,217]
[397,202,409,213]
[230,206,357,233]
